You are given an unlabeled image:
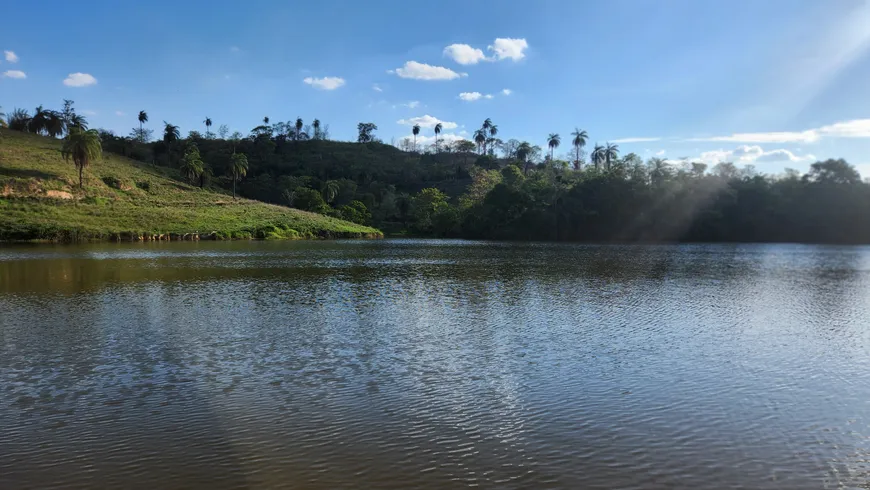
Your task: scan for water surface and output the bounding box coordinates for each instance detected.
[1,240,869,489]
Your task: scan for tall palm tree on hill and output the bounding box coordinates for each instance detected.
[313,119,321,139]
[547,133,561,160]
[230,152,248,199]
[604,142,619,170]
[412,124,420,152]
[295,117,304,141]
[204,117,212,138]
[434,123,442,152]
[591,144,605,170]
[571,128,588,169]
[138,110,148,133]
[474,129,487,154]
[61,127,102,188]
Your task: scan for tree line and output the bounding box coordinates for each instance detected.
[3,100,870,243]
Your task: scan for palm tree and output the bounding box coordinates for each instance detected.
[204,117,212,138]
[412,124,420,152]
[180,144,205,185]
[313,119,321,140]
[473,129,487,154]
[517,141,533,174]
[7,108,30,131]
[28,106,49,135]
[321,180,340,204]
[604,142,619,170]
[481,118,493,154]
[263,116,270,125]
[163,121,180,162]
[69,114,88,130]
[61,128,102,188]
[571,128,588,169]
[295,117,303,142]
[46,111,65,138]
[547,133,561,160]
[434,123,442,152]
[230,152,248,199]
[138,110,148,133]
[487,124,499,156]
[591,144,605,170]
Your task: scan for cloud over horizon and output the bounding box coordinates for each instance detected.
[303,76,345,90]
[391,61,465,80]
[63,72,97,87]
[397,114,458,129]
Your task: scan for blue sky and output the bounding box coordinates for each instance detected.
[3,0,870,174]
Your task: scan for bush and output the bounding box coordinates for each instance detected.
[136,180,153,191]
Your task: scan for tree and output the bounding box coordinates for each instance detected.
[313,119,321,140]
[547,133,561,160]
[321,180,340,204]
[474,129,487,154]
[591,144,605,170]
[230,152,248,199]
[357,122,378,143]
[412,124,420,152]
[434,123,443,152]
[263,116,270,125]
[481,118,493,154]
[488,124,498,155]
[7,108,30,131]
[61,128,102,188]
[571,128,588,169]
[204,117,212,138]
[295,117,304,142]
[138,110,148,134]
[806,159,861,185]
[163,121,180,161]
[180,143,205,186]
[604,142,619,170]
[28,106,49,135]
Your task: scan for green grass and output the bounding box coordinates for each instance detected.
[0,131,382,241]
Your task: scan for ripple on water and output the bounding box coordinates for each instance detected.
[1,241,870,489]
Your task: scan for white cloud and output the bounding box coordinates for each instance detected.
[413,132,467,146]
[610,137,661,143]
[115,111,125,116]
[63,72,97,87]
[392,61,464,80]
[688,119,870,144]
[488,38,528,61]
[81,110,97,116]
[372,83,382,92]
[459,91,493,101]
[655,150,666,156]
[397,115,458,130]
[4,50,18,63]
[2,70,25,79]
[502,88,512,95]
[443,44,487,65]
[698,145,815,166]
[404,101,420,109]
[302,76,345,90]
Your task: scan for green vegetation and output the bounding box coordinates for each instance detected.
[0,131,381,242]
[4,98,870,244]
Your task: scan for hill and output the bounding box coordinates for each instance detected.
[0,131,382,241]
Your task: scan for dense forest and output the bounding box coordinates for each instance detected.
[3,100,870,244]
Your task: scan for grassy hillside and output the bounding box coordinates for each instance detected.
[0,131,382,241]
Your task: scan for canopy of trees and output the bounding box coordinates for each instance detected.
[6,101,870,243]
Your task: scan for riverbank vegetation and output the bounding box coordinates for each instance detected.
[3,100,870,243]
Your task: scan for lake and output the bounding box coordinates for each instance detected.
[1,240,869,489]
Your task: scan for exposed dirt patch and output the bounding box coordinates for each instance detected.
[45,190,74,200]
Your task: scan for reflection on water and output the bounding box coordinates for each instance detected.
[1,240,870,489]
